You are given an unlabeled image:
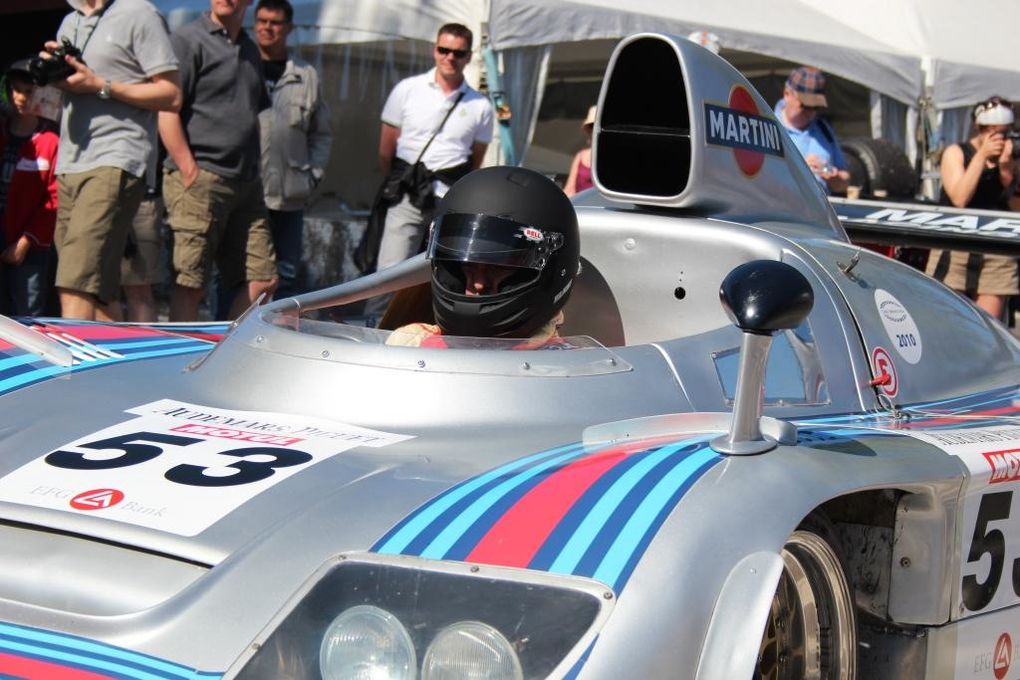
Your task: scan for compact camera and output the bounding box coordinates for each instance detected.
[28,39,83,86]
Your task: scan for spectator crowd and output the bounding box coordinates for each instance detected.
[0,1,1017,325]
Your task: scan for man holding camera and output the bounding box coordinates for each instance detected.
[362,22,493,319]
[47,0,181,320]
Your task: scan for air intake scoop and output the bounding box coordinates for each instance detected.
[592,33,846,239]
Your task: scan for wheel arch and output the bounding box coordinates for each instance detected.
[696,485,950,680]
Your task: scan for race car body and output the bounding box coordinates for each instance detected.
[0,33,1018,680]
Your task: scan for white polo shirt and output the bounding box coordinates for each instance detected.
[382,68,494,194]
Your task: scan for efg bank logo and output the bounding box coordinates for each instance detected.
[704,86,784,177]
[993,632,1012,680]
[70,488,125,511]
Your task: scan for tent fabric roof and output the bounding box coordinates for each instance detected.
[154,0,484,44]
[490,0,1020,110]
[153,0,1018,110]
[807,0,1020,108]
[488,0,924,105]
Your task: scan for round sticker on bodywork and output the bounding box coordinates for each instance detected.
[870,346,898,397]
[874,289,922,364]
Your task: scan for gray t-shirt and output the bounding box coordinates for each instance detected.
[164,14,269,181]
[56,0,178,178]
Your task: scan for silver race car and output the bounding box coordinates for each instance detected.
[0,33,1018,680]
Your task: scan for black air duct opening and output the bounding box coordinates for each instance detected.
[595,38,691,197]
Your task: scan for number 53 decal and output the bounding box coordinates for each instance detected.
[46,431,312,487]
[962,491,1020,611]
[0,400,411,536]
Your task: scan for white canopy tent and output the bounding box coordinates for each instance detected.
[807,0,1020,110]
[488,0,924,105]
[149,0,1019,198]
[157,0,485,44]
[487,0,1020,190]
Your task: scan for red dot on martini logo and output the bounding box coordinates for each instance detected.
[70,488,125,511]
[728,87,764,177]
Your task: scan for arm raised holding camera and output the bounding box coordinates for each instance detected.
[40,40,180,112]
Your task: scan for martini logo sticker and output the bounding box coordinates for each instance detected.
[704,86,784,176]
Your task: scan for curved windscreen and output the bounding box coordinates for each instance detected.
[259,311,631,378]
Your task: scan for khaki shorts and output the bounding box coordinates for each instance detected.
[121,194,165,287]
[164,168,276,290]
[54,167,145,304]
[926,250,1019,296]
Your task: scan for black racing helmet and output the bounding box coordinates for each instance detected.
[427,166,580,338]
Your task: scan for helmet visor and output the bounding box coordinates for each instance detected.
[427,212,563,271]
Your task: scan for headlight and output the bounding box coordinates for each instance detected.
[234,557,609,680]
[421,621,522,680]
[320,605,416,680]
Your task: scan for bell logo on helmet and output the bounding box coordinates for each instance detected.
[521,227,544,242]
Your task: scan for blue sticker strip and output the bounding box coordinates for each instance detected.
[374,436,722,593]
[0,622,221,679]
[0,324,213,398]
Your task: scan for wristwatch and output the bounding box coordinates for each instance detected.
[97,79,112,100]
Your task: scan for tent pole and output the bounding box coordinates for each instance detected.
[482,44,518,166]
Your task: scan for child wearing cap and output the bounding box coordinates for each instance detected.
[927,96,1018,320]
[0,59,59,316]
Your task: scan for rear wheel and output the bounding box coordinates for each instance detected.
[756,526,857,680]
[840,137,917,199]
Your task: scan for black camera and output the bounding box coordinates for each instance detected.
[28,39,83,86]
[1006,130,1020,159]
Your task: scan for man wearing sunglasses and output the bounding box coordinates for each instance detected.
[364,22,494,318]
[774,66,849,195]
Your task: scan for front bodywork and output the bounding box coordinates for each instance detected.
[0,32,1018,680]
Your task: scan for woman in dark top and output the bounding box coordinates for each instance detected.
[927,96,1018,320]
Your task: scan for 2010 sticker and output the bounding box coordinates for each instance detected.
[0,400,413,536]
[874,289,922,364]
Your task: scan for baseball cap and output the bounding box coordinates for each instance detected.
[786,66,827,108]
[4,58,34,83]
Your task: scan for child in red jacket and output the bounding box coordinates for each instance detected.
[0,58,59,316]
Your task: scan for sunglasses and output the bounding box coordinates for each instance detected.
[977,99,1012,111]
[436,46,469,59]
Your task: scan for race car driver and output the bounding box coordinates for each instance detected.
[386,166,580,348]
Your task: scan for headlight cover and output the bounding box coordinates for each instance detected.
[320,605,416,680]
[421,621,522,680]
[233,555,610,679]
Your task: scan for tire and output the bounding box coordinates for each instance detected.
[840,138,917,199]
[756,519,857,680]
